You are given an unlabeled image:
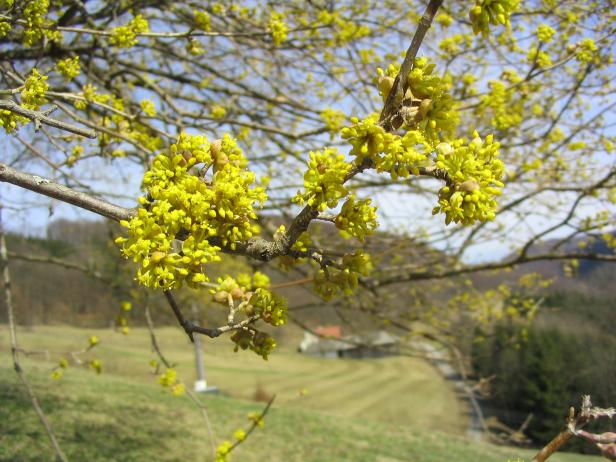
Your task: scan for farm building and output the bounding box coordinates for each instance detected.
[298,326,399,359]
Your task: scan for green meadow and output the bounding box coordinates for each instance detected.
[0,325,601,462]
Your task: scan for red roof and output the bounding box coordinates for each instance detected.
[313,325,342,338]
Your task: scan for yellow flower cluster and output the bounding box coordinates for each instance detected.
[316,10,371,45]
[158,368,185,396]
[376,58,458,140]
[51,356,69,379]
[90,358,102,374]
[21,68,48,110]
[0,109,25,133]
[432,132,504,225]
[215,441,233,462]
[186,39,205,56]
[269,11,288,46]
[73,84,102,109]
[249,288,288,326]
[140,99,157,116]
[293,148,351,212]
[438,34,472,55]
[66,145,84,166]
[1,67,49,132]
[234,429,246,441]
[469,0,520,37]
[404,58,458,139]
[194,10,211,32]
[341,114,431,180]
[215,409,267,460]
[575,38,598,64]
[23,0,52,45]
[479,80,523,130]
[536,24,555,43]
[0,21,10,38]
[313,250,372,301]
[527,47,552,68]
[116,133,266,289]
[109,14,149,48]
[248,411,265,427]
[335,195,378,242]
[210,104,226,119]
[236,271,270,290]
[212,272,270,304]
[56,56,81,81]
[320,108,346,134]
[209,273,285,358]
[436,13,453,28]
[231,329,277,360]
[375,64,397,101]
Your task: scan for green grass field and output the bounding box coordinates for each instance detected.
[0,325,602,462]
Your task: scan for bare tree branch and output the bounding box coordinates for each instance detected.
[0,163,136,222]
[0,99,97,138]
[532,396,616,462]
[380,0,443,129]
[8,251,109,281]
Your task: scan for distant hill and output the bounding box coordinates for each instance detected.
[6,217,613,339]
[1,217,452,335]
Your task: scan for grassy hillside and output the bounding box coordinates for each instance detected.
[0,325,603,462]
[0,325,465,433]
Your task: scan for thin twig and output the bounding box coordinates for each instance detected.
[163,290,260,341]
[163,290,221,341]
[8,251,109,282]
[143,303,216,459]
[226,394,276,456]
[143,304,174,369]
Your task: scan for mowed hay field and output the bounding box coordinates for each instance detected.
[0,325,603,462]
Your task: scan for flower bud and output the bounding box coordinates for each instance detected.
[210,138,222,158]
[230,330,252,350]
[377,75,395,98]
[469,5,482,22]
[458,180,480,192]
[253,331,271,347]
[214,153,229,172]
[244,304,256,316]
[213,290,229,304]
[181,149,193,164]
[230,287,244,299]
[436,142,453,156]
[150,251,167,264]
[417,98,432,120]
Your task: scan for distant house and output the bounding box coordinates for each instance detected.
[298,326,399,359]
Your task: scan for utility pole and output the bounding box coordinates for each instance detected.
[191,302,207,392]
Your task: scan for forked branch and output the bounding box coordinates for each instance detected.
[0,99,97,138]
